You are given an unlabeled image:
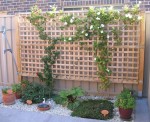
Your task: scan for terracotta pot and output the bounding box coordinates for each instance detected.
[26,100,32,105]
[37,103,50,111]
[119,107,133,120]
[14,92,21,99]
[2,93,16,105]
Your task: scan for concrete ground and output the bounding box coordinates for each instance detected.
[134,98,150,122]
[0,99,149,122]
[0,108,101,122]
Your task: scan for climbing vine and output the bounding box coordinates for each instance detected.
[27,3,142,90]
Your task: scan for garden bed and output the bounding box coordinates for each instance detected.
[0,96,134,122]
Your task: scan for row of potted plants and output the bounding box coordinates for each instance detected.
[1,82,136,121]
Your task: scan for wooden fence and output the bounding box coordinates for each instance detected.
[0,15,18,86]
[17,11,145,95]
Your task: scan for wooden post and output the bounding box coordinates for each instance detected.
[15,16,21,82]
[138,12,145,97]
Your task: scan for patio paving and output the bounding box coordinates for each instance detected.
[134,98,150,122]
[0,108,101,122]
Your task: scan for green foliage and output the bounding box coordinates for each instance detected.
[54,87,84,110]
[21,82,51,104]
[12,83,22,93]
[114,88,136,109]
[27,6,60,94]
[72,100,114,120]
[28,4,142,90]
[2,88,10,94]
[21,80,30,86]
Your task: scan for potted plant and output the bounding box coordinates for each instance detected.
[115,89,135,120]
[12,83,22,99]
[2,88,16,105]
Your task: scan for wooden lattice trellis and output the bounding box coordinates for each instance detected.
[17,11,145,95]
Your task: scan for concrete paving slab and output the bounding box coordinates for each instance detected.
[0,107,104,122]
[135,98,150,122]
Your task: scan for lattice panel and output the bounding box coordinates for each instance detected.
[18,11,140,84]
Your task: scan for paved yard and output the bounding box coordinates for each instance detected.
[135,98,150,122]
[0,108,101,122]
[0,99,149,122]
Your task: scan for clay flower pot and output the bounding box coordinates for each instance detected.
[14,92,21,99]
[101,110,109,117]
[26,100,32,105]
[119,108,133,120]
[2,89,15,105]
[37,103,50,111]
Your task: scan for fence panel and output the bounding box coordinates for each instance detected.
[18,11,144,95]
[0,15,18,86]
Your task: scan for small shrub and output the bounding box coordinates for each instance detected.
[21,82,51,104]
[71,100,114,120]
[54,87,84,110]
[115,88,136,109]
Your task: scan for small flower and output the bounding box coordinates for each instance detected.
[97,27,100,29]
[94,58,96,61]
[125,14,128,17]
[106,68,110,72]
[124,5,129,11]
[107,35,110,39]
[81,31,84,33]
[90,25,93,30]
[101,30,103,33]
[97,12,100,15]
[96,17,100,20]
[138,16,142,20]
[89,6,95,10]
[64,22,67,25]
[129,14,132,19]
[64,39,66,42]
[68,37,72,41]
[139,1,142,4]
[101,24,104,27]
[125,13,132,18]
[72,16,75,19]
[70,19,73,23]
[85,33,88,36]
[108,6,113,10]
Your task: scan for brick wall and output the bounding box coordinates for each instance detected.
[0,0,149,14]
[0,0,60,14]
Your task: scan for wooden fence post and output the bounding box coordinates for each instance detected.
[15,15,21,82]
[138,12,145,97]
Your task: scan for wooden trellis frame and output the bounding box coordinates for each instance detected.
[17,11,145,95]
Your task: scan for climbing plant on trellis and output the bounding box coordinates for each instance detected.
[18,4,144,94]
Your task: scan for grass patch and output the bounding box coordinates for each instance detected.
[71,99,114,120]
